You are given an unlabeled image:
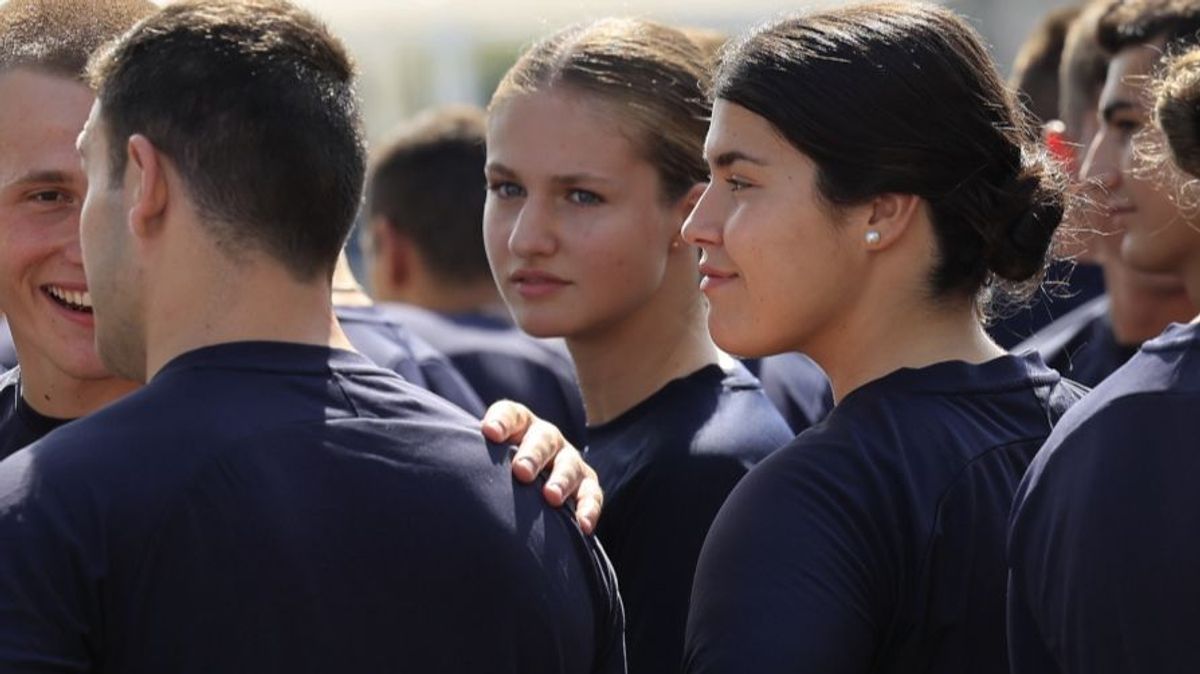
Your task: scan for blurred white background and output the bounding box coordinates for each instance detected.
[285,0,1079,143]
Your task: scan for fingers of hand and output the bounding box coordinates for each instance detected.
[482,399,533,443]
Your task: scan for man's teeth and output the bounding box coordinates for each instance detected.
[46,286,93,309]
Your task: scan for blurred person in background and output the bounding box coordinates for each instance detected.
[1008,2,1200,670]
[365,105,586,445]
[484,18,793,673]
[1017,0,1195,386]
[331,251,486,416]
[991,2,1106,348]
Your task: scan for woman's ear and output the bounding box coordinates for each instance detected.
[678,182,707,221]
[669,182,709,251]
[861,192,922,251]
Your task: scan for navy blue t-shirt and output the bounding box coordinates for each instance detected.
[1008,322,1200,674]
[743,353,833,433]
[1016,295,1136,388]
[989,262,1106,348]
[686,353,1085,674]
[0,367,69,461]
[381,303,586,448]
[336,304,486,416]
[586,362,791,674]
[0,342,624,673]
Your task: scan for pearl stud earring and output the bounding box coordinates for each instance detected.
[865,230,881,246]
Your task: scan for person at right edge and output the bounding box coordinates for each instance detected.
[1008,1,1200,672]
[1015,0,1194,387]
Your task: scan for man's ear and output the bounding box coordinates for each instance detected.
[126,134,168,241]
[861,192,923,252]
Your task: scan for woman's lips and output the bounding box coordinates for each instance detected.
[698,264,738,292]
[510,269,571,299]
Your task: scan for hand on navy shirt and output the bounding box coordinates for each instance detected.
[483,400,602,535]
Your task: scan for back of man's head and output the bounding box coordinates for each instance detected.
[87,0,365,282]
[0,0,155,79]
[367,106,488,287]
[1098,0,1200,56]
[1013,4,1084,123]
[1060,0,1112,132]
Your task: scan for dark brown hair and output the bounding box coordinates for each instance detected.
[1012,5,1084,123]
[490,18,710,203]
[367,105,490,285]
[0,0,155,79]
[87,0,365,281]
[1097,0,1200,55]
[1059,0,1112,128]
[715,1,1067,312]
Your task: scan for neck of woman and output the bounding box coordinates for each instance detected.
[810,296,1004,404]
[568,287,720,427]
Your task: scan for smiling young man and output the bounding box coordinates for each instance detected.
[0,0,153,459]
[0,1,623,671]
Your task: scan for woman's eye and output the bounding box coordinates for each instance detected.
[567,189,603,206]
[489,182,526,199]
[726,177,751,193]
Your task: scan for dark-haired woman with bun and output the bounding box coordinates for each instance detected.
[681,3,1086,672]
[1007,33,1200,673]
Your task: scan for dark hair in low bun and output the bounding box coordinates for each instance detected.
[984,167,1067,283]
[714,1,1067,315]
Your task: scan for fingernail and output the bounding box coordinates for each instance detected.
[547,482,564,499]
[516,457,537,475]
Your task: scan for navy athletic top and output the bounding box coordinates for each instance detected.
[989,262,1105,348]
[1008,322,1200,674]
[1016,295,1135,387]
[336,304,486,416]
[686,353,1085,674]
[0,367,69,461]
[744,353,833,433]
[0,342,625,673]
[381,303,586,447]
[586,362,791,674]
